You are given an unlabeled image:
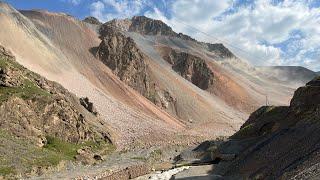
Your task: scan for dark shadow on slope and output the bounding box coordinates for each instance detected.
[89,47,99,57]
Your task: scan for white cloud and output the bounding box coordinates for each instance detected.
[145,0,320,70]
[90,1,106,21]
[63,0,81,5]
[90,0,145,22]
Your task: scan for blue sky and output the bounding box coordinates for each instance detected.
[4,0,320,71]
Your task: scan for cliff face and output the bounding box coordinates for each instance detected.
[97,26,151,98]
[162,48,214,90]
[209,76,320,179]
[97,26,179,114]
[0,46,114,177]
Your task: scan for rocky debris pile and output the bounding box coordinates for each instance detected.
[162,48,214,90]
[80,97,98,116]
[83,16,102,25]
[200,76,320,179]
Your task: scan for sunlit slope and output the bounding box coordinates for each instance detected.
[0,3,185,148]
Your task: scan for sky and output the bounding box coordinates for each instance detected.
[4,0,320,71]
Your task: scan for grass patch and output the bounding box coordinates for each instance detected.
[0,79,50,103]
[0,166,15,176]
[0,133,115,178]
[44,136,115,161]
[0,56,50,104]
[44,136,83,161]
[131,156,147,161]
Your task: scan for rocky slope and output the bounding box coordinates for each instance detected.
[0,46,114,178]
[0,1,310,155]
[188,76,320,179]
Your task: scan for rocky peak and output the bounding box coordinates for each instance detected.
[207,43,235,58]
[102,16,195,41]
[83,16,102,25]
[129,16,175,36]
[104,18,132,31]
[129,16,195,41]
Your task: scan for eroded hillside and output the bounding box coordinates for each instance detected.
[0,46,114,178]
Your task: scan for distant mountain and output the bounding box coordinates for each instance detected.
[256,66,318,86]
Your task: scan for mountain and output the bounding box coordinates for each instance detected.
[0,45,114,178]
[0,2,317,178]
[0,1,306,151]
[256,66,318,87]
[175,76,320,179]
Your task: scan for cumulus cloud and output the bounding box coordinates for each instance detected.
[146,0,320,70]
[90,0,146,22]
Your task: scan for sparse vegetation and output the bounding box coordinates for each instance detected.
[0,131,115,178]
[131,156,147,162]
[0,79,50,103]
[148,149,163,161]
[0,166,15,176]
[232,124,254,138]
[0,57,50,104]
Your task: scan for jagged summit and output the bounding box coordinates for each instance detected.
[103,15,196,41]
[101,15,237,60]
[83,16,102,25]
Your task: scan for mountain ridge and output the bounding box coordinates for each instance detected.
[0,2,318,178]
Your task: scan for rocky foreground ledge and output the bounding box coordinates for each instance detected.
[169,76,320,179]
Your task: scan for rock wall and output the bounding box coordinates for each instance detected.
[162,48,214,90]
